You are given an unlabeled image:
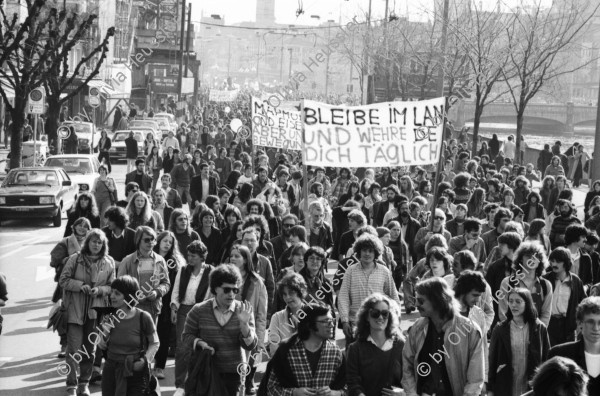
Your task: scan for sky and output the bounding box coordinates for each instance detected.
[191,0,553,26]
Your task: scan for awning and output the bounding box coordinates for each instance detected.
[87,80,117,97]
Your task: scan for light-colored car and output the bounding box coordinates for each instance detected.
[0,167,77,227]
[44,154,101,195]
[127,120,161,139]
[59,121,99,153]
[109,130,145,162]
[154,112,176,127]
[150,117,175,139]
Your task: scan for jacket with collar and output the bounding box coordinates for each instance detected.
[124,170,152,194]
[190,175,218,205]
[401,314,485,396]
[185,349,230,396]
[391,215,422,264]
[549,339,600,395]
[488,319,550,396]
[118,250,171,315]
[101,226,136,262]
[542,271,586,335]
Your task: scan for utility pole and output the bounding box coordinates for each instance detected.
[362,0,373,105]
[227,39,231,77]
[256,33,260,81]
[384,0,390,100]
[325,21,332,96]
[279,34,284,83]
[593,66,600,181]
[177,0,186,102]
[185,4,191,78]
[436,0,450,98]
[288,47,293,81]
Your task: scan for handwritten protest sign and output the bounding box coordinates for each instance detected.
[251,96,302,150]
[303,98,445,167]
[209,89,239,102]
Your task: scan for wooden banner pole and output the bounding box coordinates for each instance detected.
[429,97,449,231]
[300,99,310,227]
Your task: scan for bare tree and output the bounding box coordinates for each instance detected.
[0,0,114,168]
[449,4,516,157]
[501,0,600,160]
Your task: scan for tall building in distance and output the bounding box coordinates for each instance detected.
[256,0,276,26]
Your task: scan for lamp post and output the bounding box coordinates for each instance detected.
[288,47,293,81]
[325,19,335,96]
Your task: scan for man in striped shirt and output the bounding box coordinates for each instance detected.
[338,233,401,346]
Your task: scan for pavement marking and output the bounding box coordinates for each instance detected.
[36,266,56,282]
[0,237,46,258]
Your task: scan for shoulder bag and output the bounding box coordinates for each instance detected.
[138,309,161,396]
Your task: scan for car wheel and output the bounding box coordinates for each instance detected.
[53,205,62,227]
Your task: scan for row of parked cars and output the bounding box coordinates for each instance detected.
[60,112,177,158]
[0,113,178,227]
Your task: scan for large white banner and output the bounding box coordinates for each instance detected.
[251,96,302,150]
[209,89,239,102]
[303,98,445,167]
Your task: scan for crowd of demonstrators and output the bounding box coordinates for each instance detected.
[36,91,600,396]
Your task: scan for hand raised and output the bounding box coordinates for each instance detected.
[236,301,253,325]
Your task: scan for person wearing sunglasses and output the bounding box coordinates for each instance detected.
[413,208,452,262]
[182,264,257,396]
[264,303,345,396]
[118,226,171,322]
[402,277,485,396]
[347,293,405,396]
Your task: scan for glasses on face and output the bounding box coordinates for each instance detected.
[434,216,445,221]
[142,237,156,243]
[315,318,335,326]
[369,309,390,320]
[221,287,239,294]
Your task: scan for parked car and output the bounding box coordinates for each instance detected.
[44,154,101,195]
[154,112,176,128]
[0,167,77,227]
[150,117,174,139]
[126,120,161,140]
[59,121,99,153]
[108,130,145,162]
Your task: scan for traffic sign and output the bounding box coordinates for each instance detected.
[88,87,101,108]
[57,126,71,140]
[27,87,45,114]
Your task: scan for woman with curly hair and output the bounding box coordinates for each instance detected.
[423,246,453,279]
[547,175,570,214]
[126,191,164,232]
[498,242,553,326]
[347,293,405,396]
[453,172,472,205]
[220,205,242,242]
[152,231,184,379]
[539,175,555,212]
[299,246,334,312]
[64,192,101,237]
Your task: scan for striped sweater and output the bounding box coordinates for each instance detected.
[182,298,257,373]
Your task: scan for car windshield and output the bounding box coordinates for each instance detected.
[4,170,59,186]
[113,132,142,142]
[45,158,93,174]
[130,121,156,129]
[153,119,169,128]
[64,123,92,134]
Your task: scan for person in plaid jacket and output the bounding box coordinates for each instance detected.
[266,303,346,396]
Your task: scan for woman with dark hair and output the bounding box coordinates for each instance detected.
[268,272,308,356]
[339,181,360,207]
[525,219,552,254]
[118,226,171,321]
[233,182,253,217]
[151,231,183,379]
[223,169,241,191]
[221,206,242,242]
[100,275,159,396]
[59,230,115,396]
[466,187,487,219]
[399,175,419,201]
[194,208,222,265]
[331,167,353,201]
[522,356,590,396]
[486,179,502,204]
[145,145,163,192]
[64,192,101,237]
[584,180,600,214]
[498,242,553,326]
[204,195,225,230]
[228,244,268,394]
[489,134,500,159]
[364,182,382,221]
[478,141,490,158]
[569,144,590,187]
[169,240,212,395]
[347,293,405,396]
[548,175,570,214]
[219,219,245,263]
[385,220,411,287]
[402,277,485,396]
[277,225,307,271]
[162,146,176,174]
[540,175,555,211]
[299,246,334,311]
[126,191,164,232]
[521,190,546,223]
[168,209,200,259]
[143,132,157,157]
[423,246,453,279]
[92,164,118,227]
[488,288,550,396]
